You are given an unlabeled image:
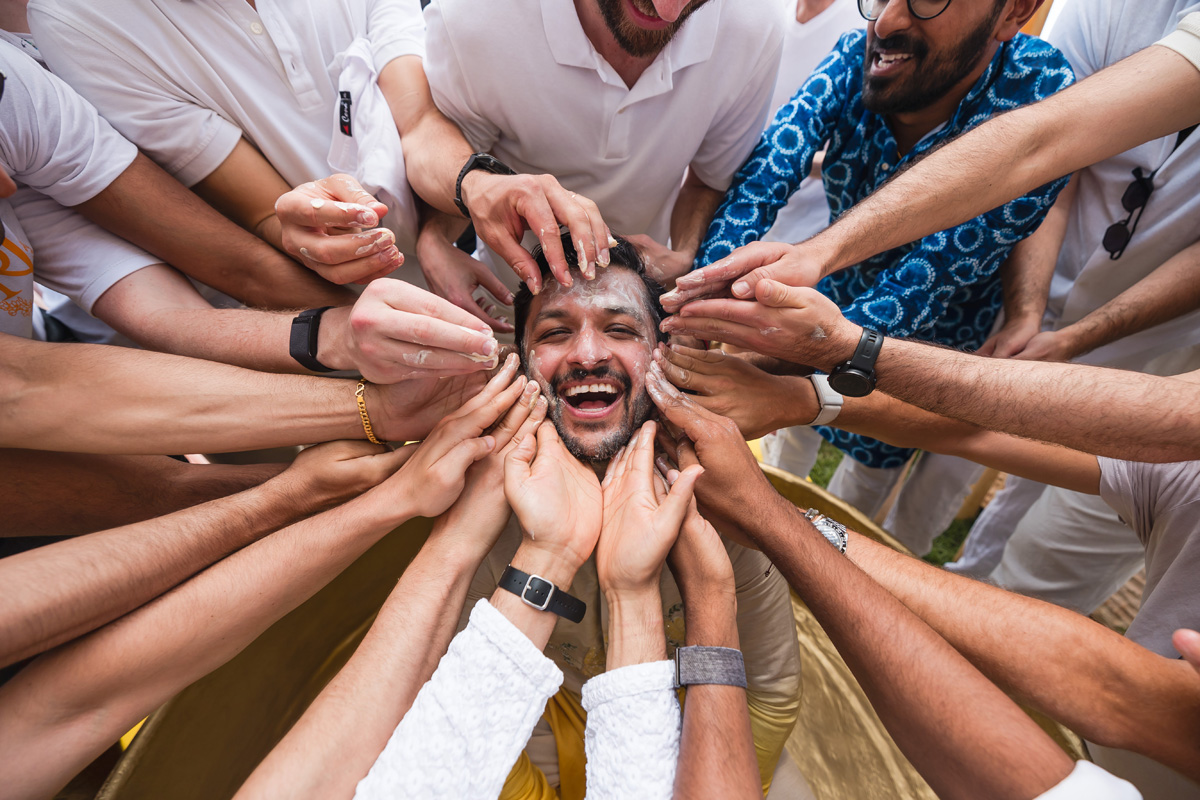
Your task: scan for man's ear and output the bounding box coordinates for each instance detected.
[995,0,1044,42]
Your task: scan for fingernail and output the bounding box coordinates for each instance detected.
[359,210,378,226]
[528,279,540,295]
[607,235,619,249]
[503,290,515,304]
[599,248,610,267]
[587,262,596,279]
[733,280,749,296]
[378,246,399,264]
[562,273,573,288]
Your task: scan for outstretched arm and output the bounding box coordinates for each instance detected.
[662,283,1200,462]
[0,442,401,668]
[0,361,526,800]
[844,532,1200,784]
[0,334,488,454]
[647,367,1081,800]
[237,378,547,799]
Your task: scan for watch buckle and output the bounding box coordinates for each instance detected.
[521,574,553,612]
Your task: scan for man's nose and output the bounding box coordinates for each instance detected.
[568,329,612,370]
[872,0,914,40]
[652,0,690,23]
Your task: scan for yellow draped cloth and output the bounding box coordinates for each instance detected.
[497,684,792,799]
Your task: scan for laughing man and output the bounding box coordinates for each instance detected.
[457,233,801,799]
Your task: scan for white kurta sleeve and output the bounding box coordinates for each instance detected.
[581,660,680,800]
[1034,761,1143,800]
[353,598,563,800]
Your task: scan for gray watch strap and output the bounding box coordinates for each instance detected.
[674,646,747,688]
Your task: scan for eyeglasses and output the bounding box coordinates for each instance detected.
[1102,167,1154,260]
[857,0,953,21]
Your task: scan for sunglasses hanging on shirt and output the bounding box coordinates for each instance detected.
[1102,124,1196,260]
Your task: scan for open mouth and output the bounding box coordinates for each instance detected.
[870,50,915,77]
[625,0,671,29]
[558,378,626,420]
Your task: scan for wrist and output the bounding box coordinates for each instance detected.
[511,542,581,591]
[314,305,354,372]
[820,321,866,373]
[606,588,667,668]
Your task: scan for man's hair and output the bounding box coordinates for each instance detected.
[513,232,669,356]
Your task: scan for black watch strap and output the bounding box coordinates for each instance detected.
[455,152,516,218]
[289,306,335,373]
[498,565,586,623]
[828,327,883,397]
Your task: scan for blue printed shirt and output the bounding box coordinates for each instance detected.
[697,31,1075,468]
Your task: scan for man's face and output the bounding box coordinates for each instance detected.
[522,268,658,463]
[595,0,714,58]
[861,0,1004,115]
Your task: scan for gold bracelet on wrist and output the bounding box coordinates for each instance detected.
[355,380,384,445]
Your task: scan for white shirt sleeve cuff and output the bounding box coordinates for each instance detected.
[469,598,564,695]
[581,660,676,708]
[1034,761,1143,800]
[1157,13,1200,72]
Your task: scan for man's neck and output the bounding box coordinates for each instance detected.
[885,41,999,156]
[573,0,660,89]
[795,0,838,25]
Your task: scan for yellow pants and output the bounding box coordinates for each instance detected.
[499,685,796,799]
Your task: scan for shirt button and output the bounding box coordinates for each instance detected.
[250,21,264,35]
[881,162,890,171]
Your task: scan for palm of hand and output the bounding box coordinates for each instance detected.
[512,448,602,564]
[598,490,672,590]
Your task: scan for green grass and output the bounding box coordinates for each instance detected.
[810,441,977,565]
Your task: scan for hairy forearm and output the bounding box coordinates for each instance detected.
[381,56,473,216]
[748,493,1071,800]
[1058,238,1200,358]
[0,465,302,667]
[0,485,415,800]
[0,450,282,537]
[0,336,366,454]
[674,590,759,800]
[870,337,1200,462]
[845,532,1200,781]
[813,46,1200,272]
[998,176,1074,324]
[671,172,725,262]
[237,526,486,800]
[79,154,352,309]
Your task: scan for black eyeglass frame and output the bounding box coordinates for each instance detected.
[857,0,954,22]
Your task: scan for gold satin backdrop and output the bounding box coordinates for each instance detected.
[95,466,1082,800]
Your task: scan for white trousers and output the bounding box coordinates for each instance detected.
[761,426,982,556]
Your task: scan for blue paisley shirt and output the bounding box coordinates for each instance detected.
[697,31,1074,468]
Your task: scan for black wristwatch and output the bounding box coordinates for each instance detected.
[498,565,586,623]
[455,152,516,218]
[289,306,335,372]
[828,328,883,397]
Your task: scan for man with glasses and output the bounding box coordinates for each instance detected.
[691,0,1073,525]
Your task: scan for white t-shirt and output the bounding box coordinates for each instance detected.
[26,0,426,251]
[0,40,157,339]
[1034,761,1141,800]
[424,0,783,253]
[1043,0,1200,370]
[762,0,864,247]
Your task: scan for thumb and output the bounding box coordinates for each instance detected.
[755,279,806,309]
[656,464,703,533]
[504,429,537,489]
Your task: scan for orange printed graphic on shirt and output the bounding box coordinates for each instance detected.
[0,236,35,317]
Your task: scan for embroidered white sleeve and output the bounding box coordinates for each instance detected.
[1034,761,1142,800]
[353,599,563,800]
[581,660,680,800]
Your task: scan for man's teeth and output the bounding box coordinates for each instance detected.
[565,384,618,397]
[877,53,912,65]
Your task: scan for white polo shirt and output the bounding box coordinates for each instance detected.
[0,39,158,339]
[424,0,784,247]
[27,0,425,248]
[1042,0,1200,370]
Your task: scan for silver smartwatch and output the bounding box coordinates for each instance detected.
[807,374,844,426]
[804,508,848,554]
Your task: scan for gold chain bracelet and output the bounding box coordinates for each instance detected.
[355,380,384,445]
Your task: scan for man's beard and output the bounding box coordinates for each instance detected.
[861,7,1001,115]
[595,0,711,58]
[543,365,654,463]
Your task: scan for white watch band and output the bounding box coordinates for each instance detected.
[808,374,844,426]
